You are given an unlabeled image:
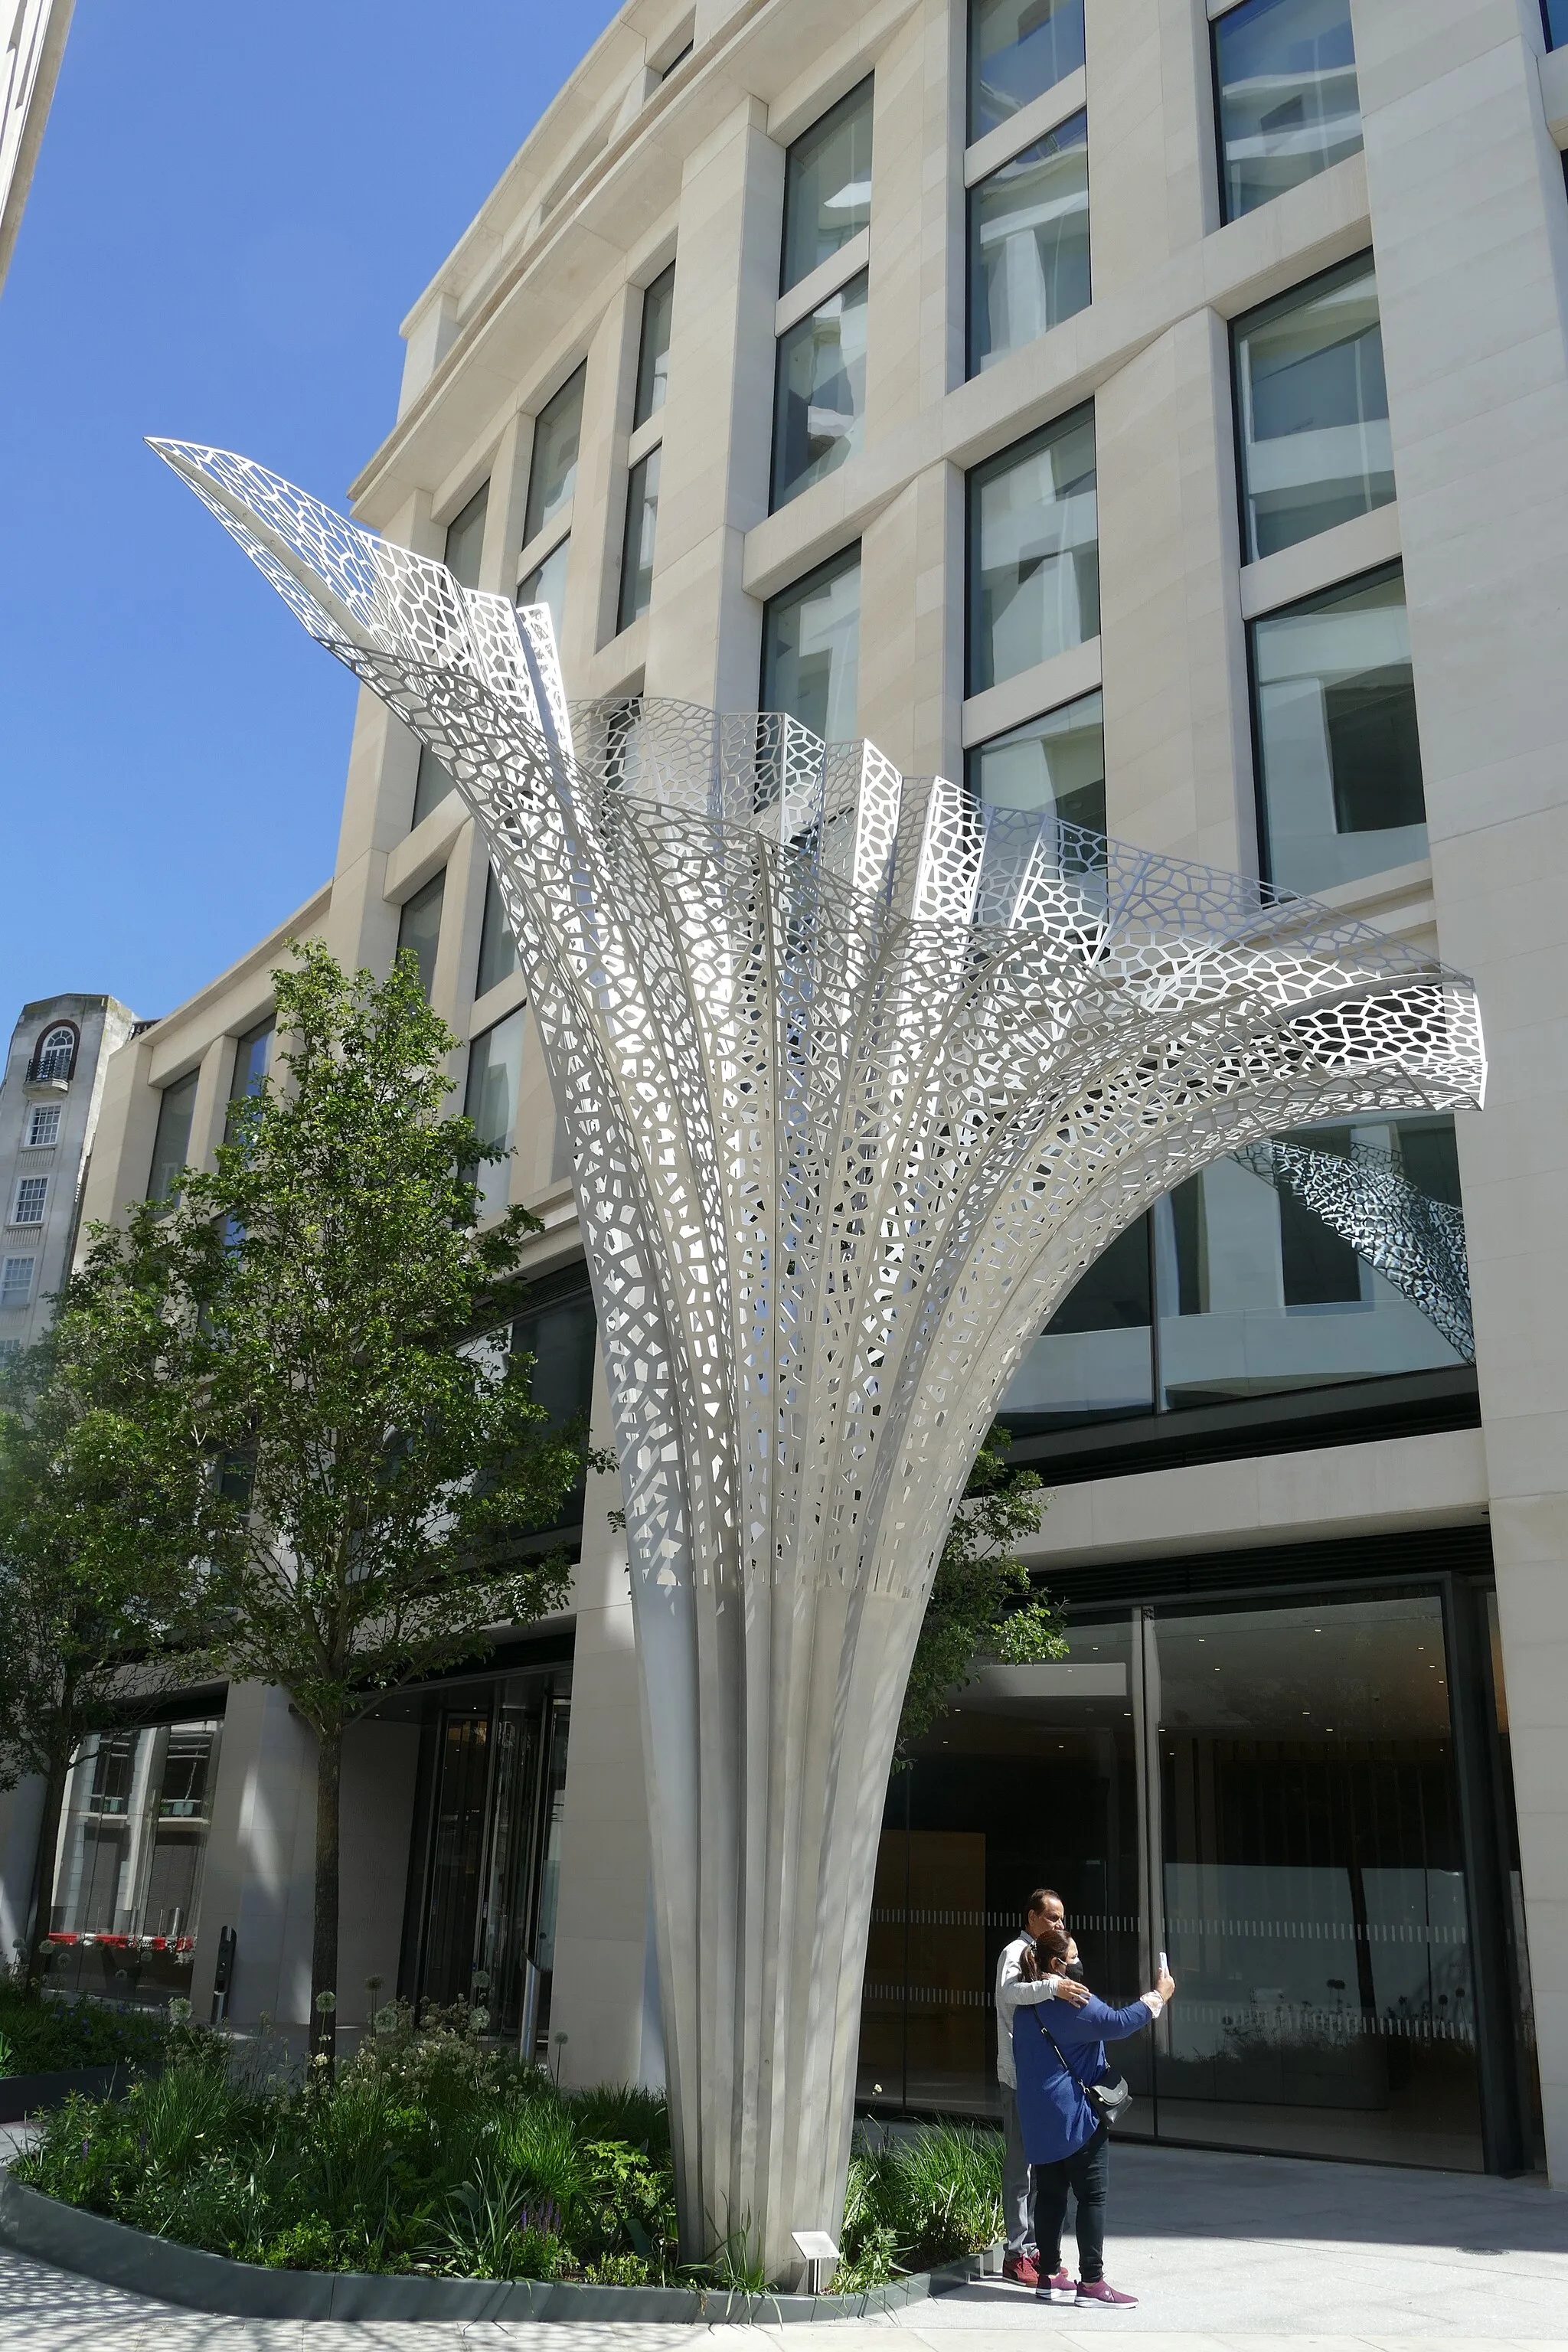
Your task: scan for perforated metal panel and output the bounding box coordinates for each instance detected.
[153,439,1487,2274]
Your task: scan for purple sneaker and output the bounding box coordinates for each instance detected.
[1035,2268,1077,2305]
[1076,2278,1138,2308]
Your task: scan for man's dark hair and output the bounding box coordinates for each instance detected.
[1025,1886,1062,1920]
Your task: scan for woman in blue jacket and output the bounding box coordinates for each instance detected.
[1011,1922,1175,2308]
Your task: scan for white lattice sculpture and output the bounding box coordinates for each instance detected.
[1235,1135,1474,1361]
[152,439,1487,2278]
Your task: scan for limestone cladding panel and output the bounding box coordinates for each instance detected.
[864,0,962,437]
[859,461,963,780]
[190,1682,318,2032]
[1085,0,1215,285]
[1351,0,1568,2179]
[1095,306,1253,870]
[645,99,780,707]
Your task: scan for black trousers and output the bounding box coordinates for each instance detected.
[1031,2122,1110,2282]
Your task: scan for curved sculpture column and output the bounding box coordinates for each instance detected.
[152,441,1487,2282]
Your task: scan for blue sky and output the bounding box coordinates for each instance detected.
[0,1,622,1027]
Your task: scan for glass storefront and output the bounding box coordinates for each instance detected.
[397,1658,573,2056]
[860,1576,1530,2171]
[46,1717,224,2007]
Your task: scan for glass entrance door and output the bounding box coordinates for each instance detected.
[860,1583,1502,2170]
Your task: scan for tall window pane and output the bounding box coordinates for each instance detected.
[411,495,485,829]
[969,0,1085,142]
[969,689,1105,831]
[772,271,867,508]
[476,865,521,999]
[1215,0,1361,223]
[466,1006,527,1221]
[397,870,446,1001]
[518,536,569,649]
[780,79,874,294]
[1235,256,1392,561]
[968,112,1089,376]
[225,1017,273,1144]
[1548,0,1568,49]
[968,406,1099,694]
[1253,566,1425,897]
[634,264,675,427]
[1002,1220,1153,1429]
[761,547,861,742]
[618,445,662,631]
[148,1070,198,1206]
[524,366,586,545]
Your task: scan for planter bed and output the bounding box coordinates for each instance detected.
[0,2174,978,2324]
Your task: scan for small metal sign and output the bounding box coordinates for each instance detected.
[791,2230,841,2295]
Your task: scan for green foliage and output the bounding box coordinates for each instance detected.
[16,2012,992,2295]
[834,2122,1004,2290]
[897,1426,1067,1757]
[0,1981,165,2076]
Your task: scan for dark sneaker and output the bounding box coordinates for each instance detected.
[1002,2251,1040,2287]
[1076,2278,1138,2308]
[1036,2269,1077,2304]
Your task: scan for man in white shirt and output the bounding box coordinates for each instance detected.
[995,1886,1090,2286]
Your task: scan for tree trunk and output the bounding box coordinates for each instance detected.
[310,1721,341,2069]
[24,1741,71,1978]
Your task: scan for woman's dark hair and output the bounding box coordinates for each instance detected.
[1034,1922,1072,1971]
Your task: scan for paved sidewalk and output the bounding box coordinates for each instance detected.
[4,2141,1568,2347]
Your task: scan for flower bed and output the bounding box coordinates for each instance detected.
[11,2001,1002,2293]
[0,1981,165,2079]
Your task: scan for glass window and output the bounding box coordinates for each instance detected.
[864,1586,1489,2173]
[1002,1109,1466,1436]
[969,688,1105,831]
[476,865,521,1000]
[1214,0,1362,223]
[148,1070,198,1207]
[1234,256,1392,562]
[442,482,489,591]
[0,1258,34,1308]
[518,536,570,650]
[524,366,586,546]
[1547,1,1568,49]
[968,406,1099,694]
[969,113,1089,377]
[11,1177,46,1225]
[780,78,874,293]
[411,745,456,829]
[969,0,1085,142]
[397,871,446,1002]
[224,1018,273,1145]
[1253,564,1425,897]
[24,1104,60,1148]
[34,1024,76,1081]
[659,37,694,78]
[772,271,868,508]
[634,263,675,428]
[760,544,861,740]
[466,1006,528,1221]
[618,445,662,631]
[45,1717,224,2007]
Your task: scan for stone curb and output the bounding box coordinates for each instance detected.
[0,2174,975,2323]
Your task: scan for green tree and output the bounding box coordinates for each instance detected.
[47,944,594,2058]
[897,1427,1066,1758]
[0,1242,219,1973]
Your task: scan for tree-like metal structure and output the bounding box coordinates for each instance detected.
[1234,1135,1474,1361]
[152,440,1487,2279]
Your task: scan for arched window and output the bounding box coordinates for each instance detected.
[33,1024,78,1083]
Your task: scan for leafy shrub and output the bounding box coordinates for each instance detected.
[0,1981,164,2076]
[831,2122,1003,2289]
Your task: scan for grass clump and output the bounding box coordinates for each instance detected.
[833,2122,1003,2292]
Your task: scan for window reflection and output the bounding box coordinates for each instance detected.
[1214,0,1362,222]
[773,271,867,508]
[518,535,570,648]
[761,545,861,740]
[465,1005,527,1221]
[969,0,1085,142]
[1252,564,1426,897]
[967,406,1099,693]
[780,80,874,293]
[1234,256,1393,561]
[968,112,1089,375]
[969,688,1105,829]
[1003,1114,1466,1436]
